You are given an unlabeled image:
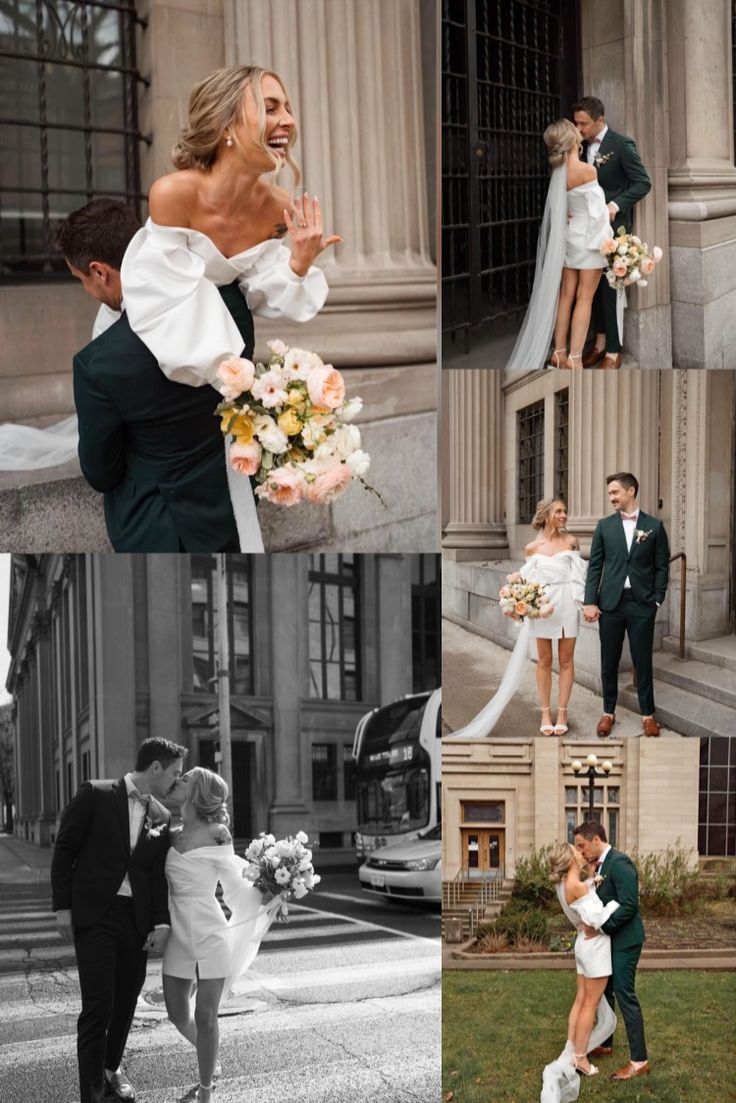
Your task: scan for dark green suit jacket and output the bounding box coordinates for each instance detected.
[73,281,254,553]
[583,510,669,611]
[596,847,645,951]
[582,129,651,234]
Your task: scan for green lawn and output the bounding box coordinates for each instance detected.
[443,971,736,1103]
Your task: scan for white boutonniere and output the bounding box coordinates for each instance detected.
[143,816,167,840]
[634,529,652,544]
[593,873,606,888]
[594,151,614,166]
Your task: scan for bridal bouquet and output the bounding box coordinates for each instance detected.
[242,831,321,922]
[215,341,382,508]
[601,227,663,291]
[498,574,554,622]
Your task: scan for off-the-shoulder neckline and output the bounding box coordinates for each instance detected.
[567,180,599,194]
[145,217,281,262]
[170,842,235,856]
[526,549,580,559]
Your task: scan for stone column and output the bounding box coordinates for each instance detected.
[442,369,509,561]
[580,0,672,368]
[669,370,733,640]
[268,555,309,827]
[568,372,660,545]
[377,556,413,705]
[667,0,736,367]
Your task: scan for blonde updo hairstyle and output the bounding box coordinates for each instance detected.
[171,64,301,185]
[548,842,577,883]
[543,118,581,168]
[532,496,567,532]
[186,767,230,826]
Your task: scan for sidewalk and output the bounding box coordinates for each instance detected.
[443,943,736,971]
[443,618,685,739]
[0,833,52,885]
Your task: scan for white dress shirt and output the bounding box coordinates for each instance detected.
[117,773,149,898]
[595,844,612,872]
[620,508,639,590]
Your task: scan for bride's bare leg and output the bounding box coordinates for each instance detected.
[553,269,578,357]
[557,637,576,710]
[568,974,586,1042]
[536,639,553,730]
[573,975,608,1070]
[194,977,226,1100]
[568,269,602,362]
[163,974,198,1046]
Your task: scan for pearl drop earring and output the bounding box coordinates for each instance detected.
[225,136,233,147]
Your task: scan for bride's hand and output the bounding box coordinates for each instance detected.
[285,194,342,276]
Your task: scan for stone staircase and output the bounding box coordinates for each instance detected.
[441,877,513,941]
[619,634,736,738]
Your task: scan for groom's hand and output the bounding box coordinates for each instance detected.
[582,923,599,939]
[55,909,74,942]
[583,604,601,622]
[143,927,170,953]
[607,202,618,222]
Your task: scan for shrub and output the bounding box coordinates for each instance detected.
[495,901,549,945]
[548,934,575,954]
[634,843,700,916]
[475,930,509,953]
[728,880,736,900]
[514,936,547,954]
[510,846,556,910]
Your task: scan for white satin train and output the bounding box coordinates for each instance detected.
[540,997,617,1103]
[443,620,531,740]
[0,415,79,470]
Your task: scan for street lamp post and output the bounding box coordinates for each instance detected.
[571,754,613,818]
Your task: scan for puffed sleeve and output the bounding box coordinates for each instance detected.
[585,185,612,256]
[569,551,587,606]
[120,223,247,387]
[575,890,620,929]
[237,241,328,321]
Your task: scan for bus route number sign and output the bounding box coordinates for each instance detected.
[389,743,414,766]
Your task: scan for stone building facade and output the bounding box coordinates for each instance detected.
[0,0,437,551]
[5,552,440,858]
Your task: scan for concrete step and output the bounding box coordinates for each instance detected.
[662,634,736,672]
[652,652,736,710]
[619,679,736,739]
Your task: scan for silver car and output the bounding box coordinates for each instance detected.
[358,823,441,903]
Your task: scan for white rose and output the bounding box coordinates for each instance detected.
[293,882,308,899]
[638,278,648,287]
[274,866,291,885]
[617,244,628,255]
[340,397,363,421]
[346,449,371,478]
[267,339,289,357]
[331,424,361,459]
[628,268,641,282]
[295,831,309,844]
[253,414,289,455]
[631,236,641,245]
[314,441,338,462]
[301,419,328,450]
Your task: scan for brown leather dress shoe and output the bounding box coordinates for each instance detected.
[611,1061,650,1080]
[642,716,661,736]
[582,347,605,367]
[596,714,616,737]
[588,1046,613,1057]
[602,353,622,369]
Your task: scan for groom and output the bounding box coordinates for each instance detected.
[574,821,649,1081]
[573,96,651,369]
[583,471,669,737]
[56,199,250,553]
[51,737,187,1103]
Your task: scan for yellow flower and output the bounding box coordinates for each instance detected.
[229,412,255,443]
[278,408,303,436]
[287,388,306,411]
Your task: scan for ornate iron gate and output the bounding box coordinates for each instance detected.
[442,0,580,360]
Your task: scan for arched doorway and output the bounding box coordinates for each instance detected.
[442,0,581,363]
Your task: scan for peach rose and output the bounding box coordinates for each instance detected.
[601,238,618,255]
[612,259,628,278]
[307,365,346,411]
[305,460,352,504]
[640,258,655,275]
[217,357,255,401]
[229,440,262,477]
[506,572,522,583]
[255,465,305,507]
[514,601,528,616]
[499,586,511,598]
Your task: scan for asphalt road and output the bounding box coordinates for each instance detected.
[0,869,440,1103]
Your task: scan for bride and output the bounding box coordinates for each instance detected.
[445,497,586,740]
[0,65,338,551]
[164,768,280,1103]
[506,119,610,372]
[542,842,619,1102]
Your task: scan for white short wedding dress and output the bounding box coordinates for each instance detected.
[444,551,587,739]
[563,180,610,270]
[539,881,620,1103]
[163,843,279,985]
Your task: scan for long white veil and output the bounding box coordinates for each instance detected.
[506,165,567,372]
[0,415,79,470]
[443,619,531,740]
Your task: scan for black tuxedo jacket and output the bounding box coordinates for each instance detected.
[73,280,254,553]
[51,778,171,936]
[584,510,669,610]
[581,128,651,234]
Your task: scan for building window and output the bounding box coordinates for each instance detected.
[412,554,440,692]
[190,557,253,695]
[565,785,620,849]
[461,801,504,823]
[517,400,545,523]
[312,743,337,801]
[81,749,90,781]
[1,0,147,279]
[699,737,735,856]
[75,558,89,710]
[66,760,73,803]
[308,555,361,700]
[555,388,569,505]
[343,744,356,802]
[61,588,72,728]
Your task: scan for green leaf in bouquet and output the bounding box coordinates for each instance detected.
[261,450,274,471]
